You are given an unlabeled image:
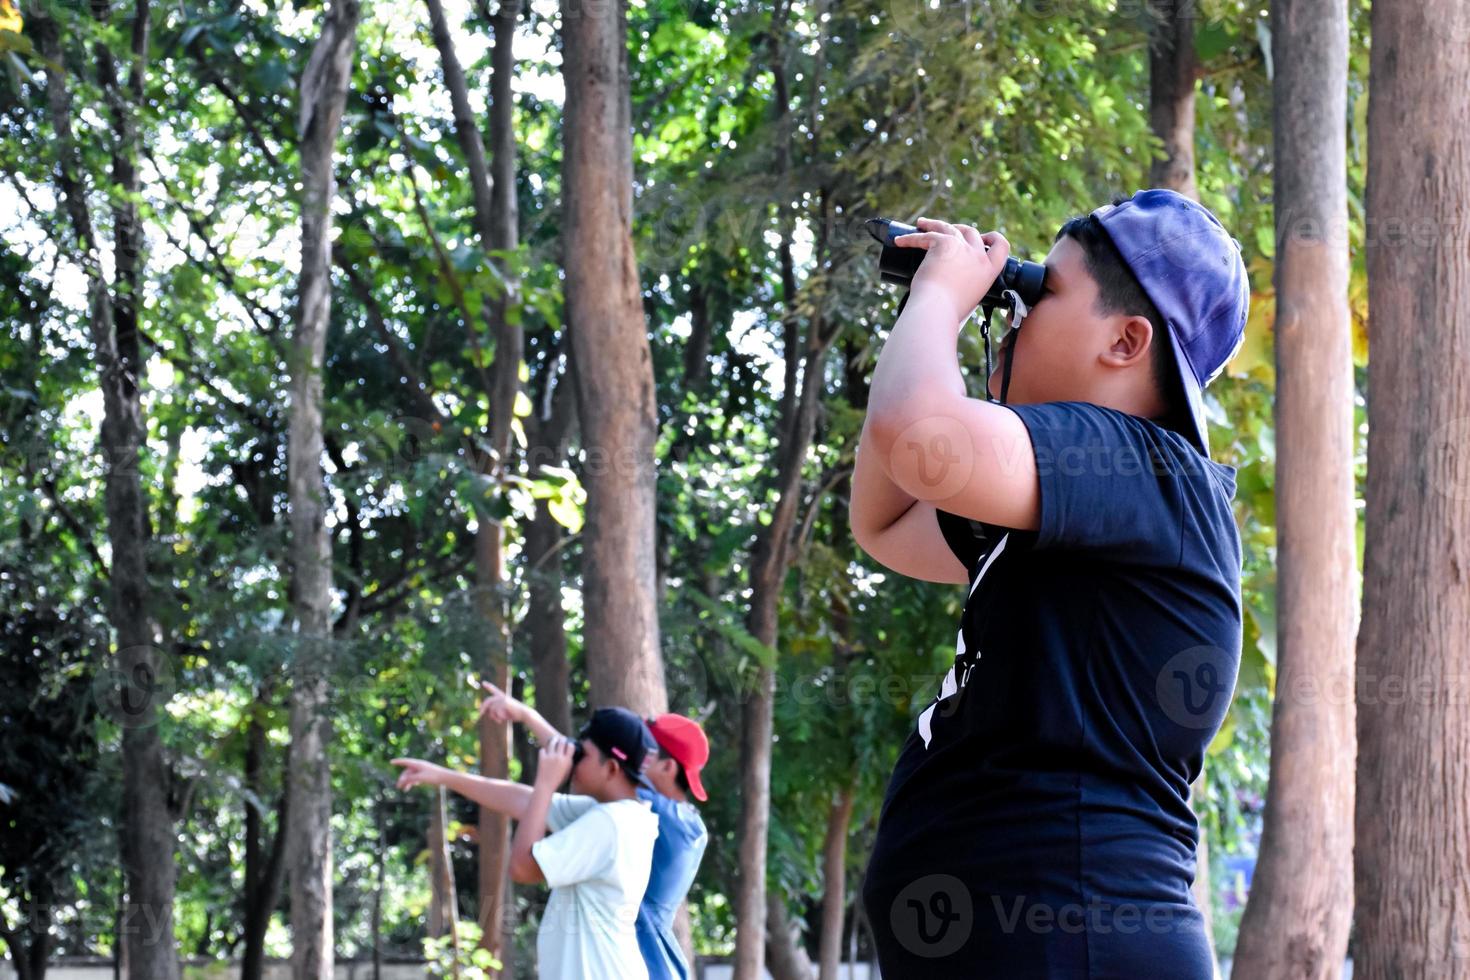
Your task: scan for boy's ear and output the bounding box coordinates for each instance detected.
[1101,314,1153,369]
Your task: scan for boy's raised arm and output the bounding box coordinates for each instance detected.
[509,740,575,884]
[863,224,1040,533]
[391,758,533,822]
[479,681,564,745]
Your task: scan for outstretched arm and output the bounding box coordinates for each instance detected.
[479,681,564,745]
[391,758,533,822]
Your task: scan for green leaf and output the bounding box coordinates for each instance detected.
[1194,22,1234,63]
[547,493,583,534]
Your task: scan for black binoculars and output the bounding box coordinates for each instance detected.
[865,217,1047,310]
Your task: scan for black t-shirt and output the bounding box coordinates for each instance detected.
[862,402,1242,979]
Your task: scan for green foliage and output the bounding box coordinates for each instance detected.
[0,0,1362,968]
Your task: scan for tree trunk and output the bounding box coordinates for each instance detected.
[560,0,667,716]
[764,891,815,980]
[734,12,834,971]
[423,3,524,957]
[526,496,572,730]
[526,373,576,739]
[243,694,289,980]
[1147,0,1199,197]
[471,536,514,972]
[372,799,385,980]
[35,7,182,979]
[1354,0,1470,976]
[429,787,458,941]
[735,316,828,979]
[1231,0,1356,974]
[287,5,360,978]
[818,783,856,980]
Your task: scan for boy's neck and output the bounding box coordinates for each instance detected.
[593,780,640,804]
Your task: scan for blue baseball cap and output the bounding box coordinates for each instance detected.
[1092,189,1249,456]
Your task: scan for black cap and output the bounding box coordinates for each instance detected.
[578,707,656,790]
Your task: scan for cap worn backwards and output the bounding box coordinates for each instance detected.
[1092,189,1249,456]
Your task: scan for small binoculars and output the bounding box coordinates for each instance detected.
[865,217,1047,310]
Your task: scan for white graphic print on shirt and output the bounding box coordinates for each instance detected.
[918,533,1009,748]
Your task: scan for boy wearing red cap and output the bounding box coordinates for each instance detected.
[480,682,710,980]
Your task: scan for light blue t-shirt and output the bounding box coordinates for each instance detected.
[634,787,709,980]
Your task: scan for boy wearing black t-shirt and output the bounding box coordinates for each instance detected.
[851,190,1247,978]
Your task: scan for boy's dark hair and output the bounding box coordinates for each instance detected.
[657,744,693,796]
[1056,204,1190,435]
[584,739,643,789]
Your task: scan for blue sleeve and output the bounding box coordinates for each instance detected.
[636,787,670,817]
[1003,402,1227,568]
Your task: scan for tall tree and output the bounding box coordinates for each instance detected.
[241,692,289,980]
[1147,0,1199,196]
[34,5,183,978]
[559,0,667,714]
[817,782,857,980]
[1354,0,1470,975]
[286,3,360,978]
[423,0,525,961]
[1231,0,1356,973]
[524,367,576,739]
[734,9,840,975]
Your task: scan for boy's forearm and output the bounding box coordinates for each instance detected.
[510,782,555,884]
[439,769,532,822]
[517,706,564,746]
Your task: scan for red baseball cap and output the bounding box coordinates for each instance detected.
[646,714,709,802]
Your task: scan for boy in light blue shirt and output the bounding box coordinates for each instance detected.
[481,682,711,980]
